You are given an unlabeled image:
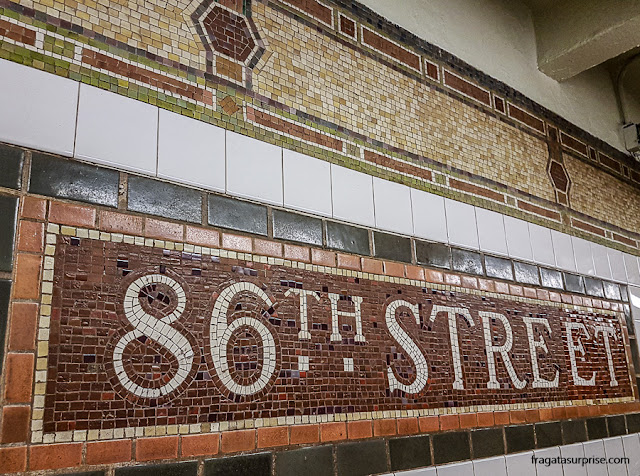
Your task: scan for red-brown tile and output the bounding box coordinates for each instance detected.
[290,424,319,444]
[0,446,26,473]
[373,418,397,436]
[0,406,30,443]
[347,420,372,440]
[181,434,219,457]
[185,226,220,247]
[13,254,42,300]
[8,302,38,351]
[257,426,289,448]
[4,353,34,403]
[17,220,44,253]
[145,218,183,241]
[220,430,255,453]
[20,197,46,221]
[320,422,346,442]
[29,443,82,470]
[135,436,179,461]
[49,202,95,227]
[86,439,132,465]
[100,211,143,235]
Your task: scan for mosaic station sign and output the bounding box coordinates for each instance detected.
[38,231,633,439]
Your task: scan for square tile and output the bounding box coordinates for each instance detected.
[476,207,507,256]
[591,243,612,280]
[226,131,283,206]
[505,451,536,476]
[472,456,506,476]
[76,84,158,175]
[560,443,586,476]
[603,437,626,476]
[551,230,577,272]
[573,237,596,276]
[283,149,332,217]
[435,461,472,476]
[533,447,563,476]
[373,177,413,235]
[158,109,225,192]
[331,164,374,227]
[444,198,478,250]
[0,59,78,157]
[411,189,447,243]
[608,248,628,283]
[582,440,607,476]
[623,253,640,285]
[622,434,640,476]
[529,223,555,267]
[504,216,533,261]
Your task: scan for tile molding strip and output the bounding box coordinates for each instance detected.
[26,219,635,444]
[0,0,638,194]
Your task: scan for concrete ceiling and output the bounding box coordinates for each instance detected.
[521,0,640,82]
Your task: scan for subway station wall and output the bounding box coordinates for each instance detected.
[1,0,640,475]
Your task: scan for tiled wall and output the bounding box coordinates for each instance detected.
[1,58,639,288]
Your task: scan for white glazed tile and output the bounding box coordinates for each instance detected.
[444,198,478,250]
[560,443,587,476]
[476,208,508,256]
[623,254,640,286]
[373,177,413,235]
[534,447,563,476]
[504,451,536,476]
[582,439,607,476]
[0,59,78,156]
[551,230,577,272]
[529,223,556,267]
[472,456,507,476]
[622,434,640,476]
[504,215,533,261]
[603,437,627,476]
[435,460,473,476]
[608,248,628,283]
[629,285,640,321]
[572,236,596,276]
[395,468,436,476]
[331,164,375,227]
[411,189,448,243]
[591,243,613,280]
[76,84,158,175]
[157,109,225,192]
[283,149,332,216]
[226,131,283,206]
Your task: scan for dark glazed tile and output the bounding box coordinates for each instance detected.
[561,420,587,444]
[586,417,608,440]
[564,273,585,294]
[0,195,18,272]
[603,281,622,301]
[451,248,483,276]
[0,280,10,373]
[389,435,431,471]
[273,210,322,246]
[535,422,562,448]
[584,277,604,297]
[129,176,202,223]
[326,221,369,255]
[415,241,451,269]
[485,255,513,280]
[0,144,24,190]
[505,425,535,453]
[471,428,504,458]
[620,285,629,302]
[30,153,119,207]
[373,231,411,263]
[205,453,271,476]
[276,445,333,476]
[540,268,563,289]
[514,261,540,285]
[60,472,105,476]
[336,440,388,476]
[607,415,627,437]
[117,462,197,476]
[432,431,470,465]
[208,194,267,236]
[626,413,640,434]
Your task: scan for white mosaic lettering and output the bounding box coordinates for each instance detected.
[385,299,429,394]
[480,311,527,389]
[595,325,618,387]
[285,288,319,340]
[113,274,194,398]
[328,293,365,342]
[429,305,474,390]
[522,316,559,388]
[210,281,277,395]
[565,321,596,386]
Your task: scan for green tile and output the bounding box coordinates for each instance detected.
[432,431,470,465]
[535,422,562,448]
[451,248,483,276]
[273,210,322,246]
[205,453,271,476]
[607,415,627,436]
[586,417,608,440]
[505,425,534,453]
[0,195,18,272]
[485,255,513,281]
[208,194,267,236]
[471,428,504,458]
[415,241,451,269]
[0,280,10,374]
[128,176,201,223]
[336,440,388,476]
[0,144,23,190]
[326,221,369,255]
[276,445,333,476]
[389,435,431,471]
[562,420,587,444]
[116,462,197,476]
[373,231,412,263]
